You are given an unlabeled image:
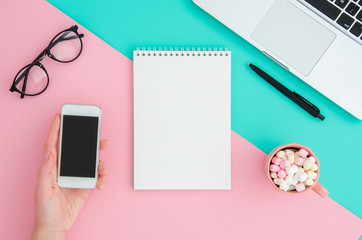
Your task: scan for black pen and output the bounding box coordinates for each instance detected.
[248,63,325,120]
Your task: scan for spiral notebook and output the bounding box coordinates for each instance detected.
[133,48,231,190]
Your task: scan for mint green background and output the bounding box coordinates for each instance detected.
[48,0,362,219]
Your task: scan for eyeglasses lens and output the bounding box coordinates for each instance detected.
[49,30,82,62]
[14,65,48,95]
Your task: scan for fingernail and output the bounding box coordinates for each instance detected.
[99,181,104,190]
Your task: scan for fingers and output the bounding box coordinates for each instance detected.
[96,140,110,190]
[96,177,105,190]
[98,160,108,176]
[44,114,61,161]
[96,160,107,190]
[100,139,110,151]
[96,137,109,191]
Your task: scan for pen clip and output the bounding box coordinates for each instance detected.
[292,91,320,113]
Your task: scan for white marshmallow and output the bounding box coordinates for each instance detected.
[279,181,289,191]
[292,175,299,185]
[285,176,293,185]
[307,157,316,164]
[276,151,285,158]
[288,185,296,191]
[310,163,318,172]
[297,172,308,182]
[285,149,294,156]
[274,178,284,186]
[287,153,295,163]
[303,159,313,170]
[285,166,296,176]
[307,171,318,180]
[297,167,305,174]
[271,172,278,179]
[304,178,314,186]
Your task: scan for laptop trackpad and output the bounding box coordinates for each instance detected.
[251,0,335,76]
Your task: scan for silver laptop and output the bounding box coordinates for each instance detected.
[193,0,362,119]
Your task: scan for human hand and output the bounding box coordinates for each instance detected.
[31,114,110,240]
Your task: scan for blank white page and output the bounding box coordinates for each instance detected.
[133,49,231,190]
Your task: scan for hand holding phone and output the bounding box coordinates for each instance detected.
[32,112,110,240]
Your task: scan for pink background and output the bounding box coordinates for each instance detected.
[1,0,361,239]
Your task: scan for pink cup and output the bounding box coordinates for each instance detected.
[265,143,328,198]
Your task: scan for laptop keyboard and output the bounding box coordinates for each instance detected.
[300,0,362,44]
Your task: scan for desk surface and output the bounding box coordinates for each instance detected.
[0,0,361,239]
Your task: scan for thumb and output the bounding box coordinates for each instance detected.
[37,152,56,191]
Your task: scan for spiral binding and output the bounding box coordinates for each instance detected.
[135,47,230,57]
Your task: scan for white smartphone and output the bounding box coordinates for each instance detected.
[58,104,102,188]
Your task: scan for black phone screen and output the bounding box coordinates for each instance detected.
[60,115,99,177]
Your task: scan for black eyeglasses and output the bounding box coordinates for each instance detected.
[10,25,84,98]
